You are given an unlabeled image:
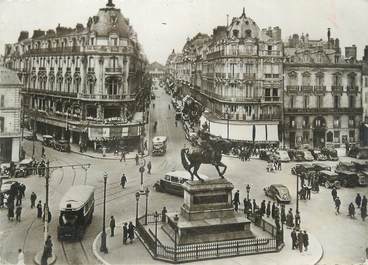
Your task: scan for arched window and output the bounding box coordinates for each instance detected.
[326,131,333,142]
[302,72,311,86]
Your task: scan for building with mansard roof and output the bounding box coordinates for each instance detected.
[3,0,149,150]
[283,29,362,149]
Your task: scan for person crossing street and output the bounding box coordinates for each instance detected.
[120,174,127,189]
[30,192,37,208]
[110,216,116,237]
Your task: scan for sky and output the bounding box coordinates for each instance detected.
[0,0,367,64]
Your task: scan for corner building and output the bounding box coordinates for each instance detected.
[4,0,148,149]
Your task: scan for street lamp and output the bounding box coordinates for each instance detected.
[225,107,230,139]
[246,184,251,201]
[135,192,140,225]
[144,187,150,225]
[100,172,108,254]
[154,211,159,257]
[138,157,146,192]
[32,110,37,157]
[296,174,299,215]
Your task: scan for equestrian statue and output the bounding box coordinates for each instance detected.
[181,130,233,181]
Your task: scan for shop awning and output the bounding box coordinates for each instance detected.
[266,124,279,142]
[254,125,266,142]
[209,121,227,138]
[229,124,253,141]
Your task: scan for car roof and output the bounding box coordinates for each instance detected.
[337,170,356,175]
[296,163,314,168]
[271,184,287,189]
[165,170,208,180]
[59,185,95,211]
[42,135,53,138]
[153,136,167,143]
[19,158,33,164]
[319,170,337,176]
[57,140,69,143]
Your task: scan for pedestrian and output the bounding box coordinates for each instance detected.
[20,184,26,198]
[303,231,309,251]
[30,192,37,208]
[8,203,14,221]
[361,205,367,221]
[37,200,42,218]
[16,191,22,206]
[271,202,276,219]
[355,193,362,208]
[135,154,139,166]
[243,197,248,214]
[294,211,301,230]
[252,199,257,213]
[120,151,126,162]
[147,160,152,174]
[45,235,53,257]
[144,140,148,151]
[362,195,367,209]
[162,206,167,223]
[331,187,337,201]
[233,190,240,212]
[120,174,127,189]
[17,249,25,265]
[291,229,297,250]
[286,208,294,228]
[0,192,4,208]
[168,104,171,110]
[41,146,45,157]
[348,202,356,218]
[265,201,271,218]
[123,222,128,244]
[306,186,311,200]
[297,231,304,253]
[335,197,341,215]
[110,216,115,237]
[102,146,106,157]
[278,161,282,170]
[15,204,22,222]
[260,200,266,217]
[128,221,135,243]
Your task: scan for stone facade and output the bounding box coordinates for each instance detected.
[3,0,148,148]
[0,67,22,162]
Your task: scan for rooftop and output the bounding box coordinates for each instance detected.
[0,66,21,86]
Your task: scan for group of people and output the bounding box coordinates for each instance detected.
[291,229,309,253]
[266,160,282,172]
[1,182,26,222]
[332,188,367,221]
[109,216,136,244]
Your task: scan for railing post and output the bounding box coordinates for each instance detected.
[196,245,198,259]
[236,241,239,254]
[216,242,219,256]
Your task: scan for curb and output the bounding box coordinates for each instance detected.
[33,251,56,265]
[92,231,110,265]
[315,239,324,265]
[70,150,149,161]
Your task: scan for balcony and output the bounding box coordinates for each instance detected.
[77,93,133,101]
[243,73,256,80]
[331,86,343,94]
[285,107,363,115]
[259,113,281,120]
[262,96,281,102]
[300,85,314,93]
[286,86,299,93]
[26,89,77,98]
[260,50,281,56]
[105,67,123,74]
[314,86,326,94]
[347,86,359,94]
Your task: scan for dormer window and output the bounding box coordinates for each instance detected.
[233,30,239,38]
[245,30,252,38]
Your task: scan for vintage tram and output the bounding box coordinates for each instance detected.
[57,185,95,241]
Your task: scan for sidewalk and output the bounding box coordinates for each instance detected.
[92,223,323,265]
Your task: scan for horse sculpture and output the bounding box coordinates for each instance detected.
[181,134,233,181]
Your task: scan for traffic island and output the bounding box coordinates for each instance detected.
[33,251,56,265]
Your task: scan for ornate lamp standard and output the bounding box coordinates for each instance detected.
[154,211,159,257]
[144,187,150,225]
[135,192,141,225]
[246,184,251,201]
[138,156,146,192]
[100,172,108,253]
[225,107,230,139]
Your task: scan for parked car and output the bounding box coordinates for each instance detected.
[317,170,341,189]
[0,163,11,178]
[154,170,208,197]
[276,150,291,162]
[312,163,331,172]
[321,147,339,161]
[53,140,71,152]
[336,170,360,188]
[310,149,328,161]
[302,150,314,161]
[291,163,315,175]
[0,180,19,194]
[264,184,291,203]
[260,150,278,162]
[42,135,54,147]
[348,146,368,159]
[14,158,34,178]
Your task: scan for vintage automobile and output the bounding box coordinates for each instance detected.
[154,170,208,197]
[288,149,305,162]
[309,150,328,161]
[291,163,315,176]
[42,135,54,147]
[321,147,339,161]
[275,150,291,162]
[0,180,19,196]
[264,184,291,203]
[312,163,331,172]
[259,150,278,162]
[53,139,71,152]
[336,170,360,188]
[14,158,34,178]
[152,136,167,156]
[0,163,11,178]
[348,146,368,159]
[317,170,341,189]
[350,161,368,186]
[302,150,314,161]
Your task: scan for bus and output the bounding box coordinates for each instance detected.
[57,185,95,241]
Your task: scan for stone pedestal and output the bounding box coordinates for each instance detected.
[163,179,254,245]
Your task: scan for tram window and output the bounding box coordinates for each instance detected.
[171,176,179,183]
[61,213,77,225]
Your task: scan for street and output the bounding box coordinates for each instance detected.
[0,81,367,265]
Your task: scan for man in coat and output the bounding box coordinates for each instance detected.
[120,174,127,189]
[15,204,22,222]
[123,222,128,244]
[297,230,304,253]
[303,230,309,251]
[110,216,116,237]
[37,200,43,218]
[355,193,362,208]
[233,190,240,212]
[260,200,266,217]
[30,192,37,208]
[291,229,297,250]
[147,161,152,174]
[331,187,337,201]
[266,201,271,218]
[335,197,341,215]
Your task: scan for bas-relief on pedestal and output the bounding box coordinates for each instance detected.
[163,179,254,245]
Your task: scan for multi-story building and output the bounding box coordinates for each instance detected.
[283,30,363,149]
[147,62,165,80]
[360,46,368,146]
[3,0,148,150]
[168,9,283,145]
[0,66,21,162]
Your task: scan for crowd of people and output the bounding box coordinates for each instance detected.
[332,188,367,221]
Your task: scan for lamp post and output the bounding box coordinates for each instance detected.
[144,187,150,225]
[135,192,140,225]
[225,107,230,139]
[44,160,50,242]
[154,211,159,257]
[100,172,108,254]
[32,110,37,157]
[138,157,146,192]
[246,184,251,201]
[296,174,299,215]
